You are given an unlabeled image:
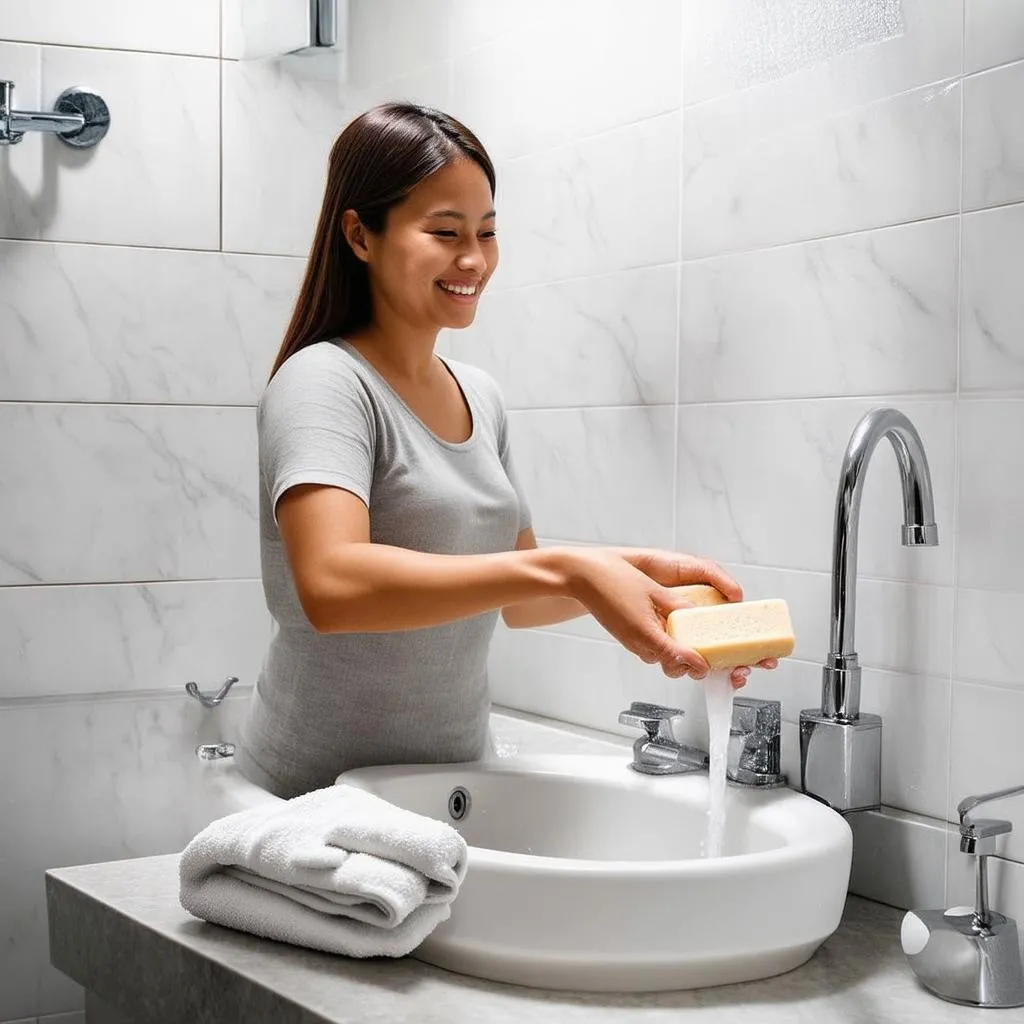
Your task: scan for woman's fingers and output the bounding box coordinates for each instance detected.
[686,558,743,602]
[730,667,750,688]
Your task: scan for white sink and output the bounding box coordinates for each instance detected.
[339,753,853,992]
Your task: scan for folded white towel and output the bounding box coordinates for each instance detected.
[178,783,468,958]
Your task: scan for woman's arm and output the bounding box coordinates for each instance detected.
[500,528,589,629]
[276,483,739,679]
[280,485,575,633]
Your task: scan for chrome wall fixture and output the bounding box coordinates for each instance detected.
[309,0,338,48]
[185,675,239,708]
[902,784,1024,1008]
[0,80,110,148]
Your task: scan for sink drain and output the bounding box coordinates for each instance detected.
[447,786,471,821]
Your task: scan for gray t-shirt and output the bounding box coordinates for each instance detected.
[236,339,531,799]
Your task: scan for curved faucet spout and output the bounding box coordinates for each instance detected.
[825,408,938,720]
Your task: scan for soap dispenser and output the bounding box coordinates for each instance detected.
[901,784,1024,1008]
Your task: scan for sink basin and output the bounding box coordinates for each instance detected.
[339,753,853,992]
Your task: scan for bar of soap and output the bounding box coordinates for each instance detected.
[671,584,730,607]
[666,598,795,670]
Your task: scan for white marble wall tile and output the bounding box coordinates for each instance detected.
[955,588,1024,688]
[960,204,1024,392]
[0,405,259,585]
[679,217,959,402]
[507,406,675,548]
[221,0,312,61]
[0,581,270,700]
[2,48,221,248]
[449,265,678,409]
[963,60,1024,212]
[847,809,949,910]
[0,241,303,404]
[222,56,348,257]
[855,669,951,820]
[446,0,548,55]
[948,682,1024,862]
[345,62,452,117]
[450,0,681,163]
[496,113,680,291]
[222,56,451,256]
[0,0,218,56]
[947,843,1024,924]
[966,0,1024,73]
[675,399,956,586]
[957,400,1024,592]
[0,692,250,1021]
[346,0,454,90]
[720,564,954,680]
[682,79,962,258]
[684,0,963,109]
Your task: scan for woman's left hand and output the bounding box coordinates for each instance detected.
[728,658,778,689]
[611,546,782,686]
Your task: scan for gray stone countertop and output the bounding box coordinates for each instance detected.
[44,711,988,1023]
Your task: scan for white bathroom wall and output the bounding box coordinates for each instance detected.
[0,1,298,1020]
[2,0,1023,1019]
[444,0,1024,929]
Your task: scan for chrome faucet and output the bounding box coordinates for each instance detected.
[618,699,787,787]
[901,784,1024,1008]
[0,79,110,148]
[799,408,939,814]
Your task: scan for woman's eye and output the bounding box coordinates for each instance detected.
[432,231,458,238]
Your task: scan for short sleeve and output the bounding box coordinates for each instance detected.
[497,406,533,535]
[258,346,376,526]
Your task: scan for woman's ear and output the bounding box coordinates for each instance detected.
[341,209,371,264]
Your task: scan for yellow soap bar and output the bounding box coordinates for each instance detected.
[671,584,730,608]
[666,598,795,670]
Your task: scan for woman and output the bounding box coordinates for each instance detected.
[237,103,774,799]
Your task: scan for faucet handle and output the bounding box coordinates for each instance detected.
[958,784,1024,855]
[618,702,683,742]
[729,697,787,788]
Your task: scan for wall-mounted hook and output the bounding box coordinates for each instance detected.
[185,676,240,708]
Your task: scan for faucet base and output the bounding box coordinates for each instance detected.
[799,711,881,814]
[902,909,1024,1008]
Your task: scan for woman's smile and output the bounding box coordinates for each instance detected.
[436,279,481,305]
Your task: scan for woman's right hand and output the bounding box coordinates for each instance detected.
[561,548,716,680]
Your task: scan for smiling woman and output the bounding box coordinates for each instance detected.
[236,103,769,801]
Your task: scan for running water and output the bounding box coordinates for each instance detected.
[703,670,736,858]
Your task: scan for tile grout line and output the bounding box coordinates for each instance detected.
[218,0,225,253]
[672,23,686,552]
[0,36,221,60]
[5,203,1024,278]
[943,5,969,900]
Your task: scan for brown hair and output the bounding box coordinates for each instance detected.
[268,103,496,380]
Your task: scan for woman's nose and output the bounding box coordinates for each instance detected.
[456,240,487,272]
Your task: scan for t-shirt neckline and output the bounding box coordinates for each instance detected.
[338,340,479,452]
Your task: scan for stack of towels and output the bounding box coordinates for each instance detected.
[179,783,468,958]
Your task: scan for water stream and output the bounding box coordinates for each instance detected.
[703,671,735,858]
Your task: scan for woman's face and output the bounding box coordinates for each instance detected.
[351,158,498,333]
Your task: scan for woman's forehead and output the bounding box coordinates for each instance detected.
[402,160,494,216]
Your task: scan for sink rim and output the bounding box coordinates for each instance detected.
[338,752,851,875]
